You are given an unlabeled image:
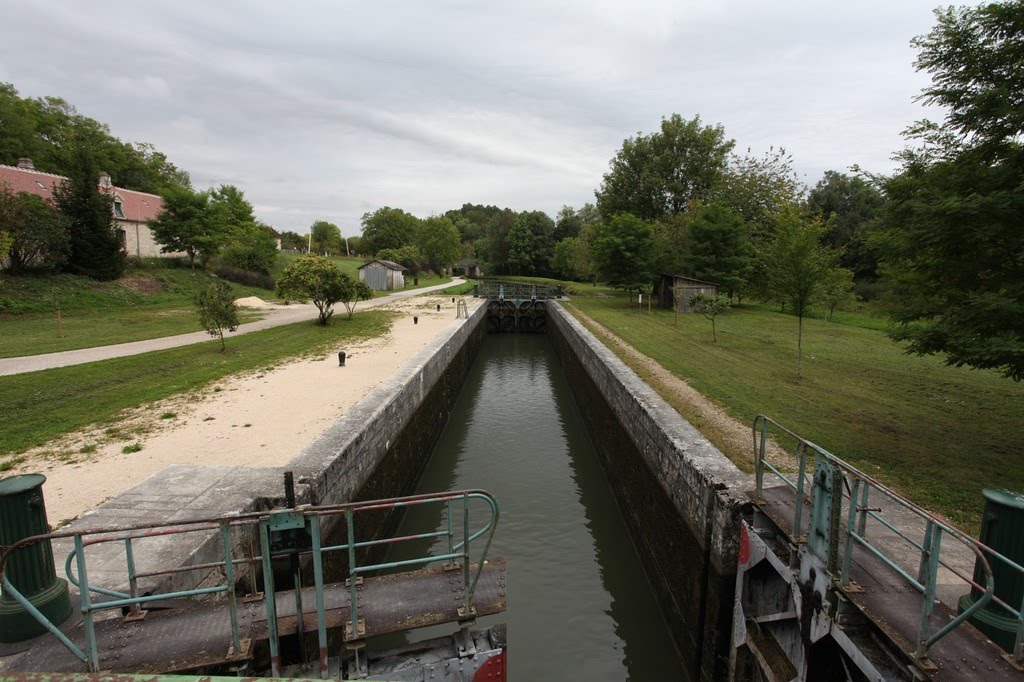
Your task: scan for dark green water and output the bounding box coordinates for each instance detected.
[383,334,685,681]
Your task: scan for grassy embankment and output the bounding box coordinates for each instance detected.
[567,292,1024,530]
[0,310,394,467]
[0,254,451,358]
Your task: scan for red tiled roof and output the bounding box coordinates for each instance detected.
[0,164,163,223]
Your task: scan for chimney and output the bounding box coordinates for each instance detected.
[16,158,34,170]
[98,171,112,189]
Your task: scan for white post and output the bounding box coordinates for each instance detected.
[307,231,312,254]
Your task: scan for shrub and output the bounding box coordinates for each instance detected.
[213,265,275,290]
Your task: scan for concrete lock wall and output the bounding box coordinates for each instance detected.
[289,303,488,567]
[547,303,753,681]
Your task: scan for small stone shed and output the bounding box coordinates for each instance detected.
[358,259,407,291]
[657,274,718,313]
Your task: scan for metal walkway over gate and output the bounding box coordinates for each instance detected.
[474,281,560,333]
[0,489,504,678]
[733,416,1024,681]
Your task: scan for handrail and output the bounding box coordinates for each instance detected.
[0,488,500,676]
[753,415,1021,665]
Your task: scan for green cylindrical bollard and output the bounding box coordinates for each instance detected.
[0,474,71,642]
[958,488,1024,653]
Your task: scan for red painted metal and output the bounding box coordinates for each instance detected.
[739,522,750,567]
[473,650,506,681]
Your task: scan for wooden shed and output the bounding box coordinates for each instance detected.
[656,274,718,313]
[358,259,408,291]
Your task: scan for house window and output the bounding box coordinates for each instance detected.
[113,200,125,218]
[117,228,127,250]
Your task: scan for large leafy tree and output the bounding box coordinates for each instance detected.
[505,211,554,276]
[149,187,221,268]
[681,202,751,298]
[766,210,835,378]
[880,0,1024,380]
[310,220,342,255]
[0,83,189,193]
[807,170,886,282]
[361,207,419,255]
[592,212,655,296]
[596,114,734,221]
[54,144,125,281]
[415,216,461,273]
[0,182,69,273]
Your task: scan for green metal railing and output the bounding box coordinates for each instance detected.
[0,489,499,677]
[475,280,562,300]
[753,415,1023,666]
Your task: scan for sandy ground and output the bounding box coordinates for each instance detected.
[12,295,479,527]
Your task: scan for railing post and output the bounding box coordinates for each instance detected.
[857,484,870,536]
[446,499,455,567]
[346,510,359,639]
[259,520,281,678]
[841,477,861,587]
[1014,591,1023,665]
[220,521,240,656]
[310,515,329,679]
[123,537,144,620]
[754,417,766,499]
[73,535,100,672]
[462,493,471,617]
[915,522,942,660]
[793,442,808,538]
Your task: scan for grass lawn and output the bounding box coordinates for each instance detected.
[0,310,394,462]
[568,292,1024,529]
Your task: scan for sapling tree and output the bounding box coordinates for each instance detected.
[688,293,731,342]
[193,280,239,351]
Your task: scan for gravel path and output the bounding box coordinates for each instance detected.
[0,278,465,376]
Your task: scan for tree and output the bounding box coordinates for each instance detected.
[361,207,419,255]
[209,185,257,237]
[596,114,734,221]
[591,212,655,297]
[276,255,352,325]
[193,280,239,351]
[713,148,805,299]
[338,276,373,319]
[807,171,886,283]
[820,267,857,321]
[310,220,342,255]
[505,211,554,276]
[879,0,1024,380]
[550,237,578,280]
[149,187,221,268]
[279,230,305,251]
[681,202,751,298]
[377,245,423,275]
[688,293,731,342]
[54,144,124,280]
[415,216,461,273]
[766,211,834,378]
[0,182,69,273]
[0,83,189,194]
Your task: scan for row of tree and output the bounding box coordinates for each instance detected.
[0,83,190,194]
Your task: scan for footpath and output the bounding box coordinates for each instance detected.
[0,278,465,377]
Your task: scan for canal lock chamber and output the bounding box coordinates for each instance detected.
[293,301,751,681]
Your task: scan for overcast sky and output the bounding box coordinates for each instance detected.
[1,1,963,236]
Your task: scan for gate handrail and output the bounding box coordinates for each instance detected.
[0,488,500,675]
[753,415,1023,665]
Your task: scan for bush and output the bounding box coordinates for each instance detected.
[219,233,278,275]
[213,265,275,290]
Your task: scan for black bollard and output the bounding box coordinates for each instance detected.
[452,297,455,303]
[338,351,346,367]
[436,304,441,312]
[414,316,418,324]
